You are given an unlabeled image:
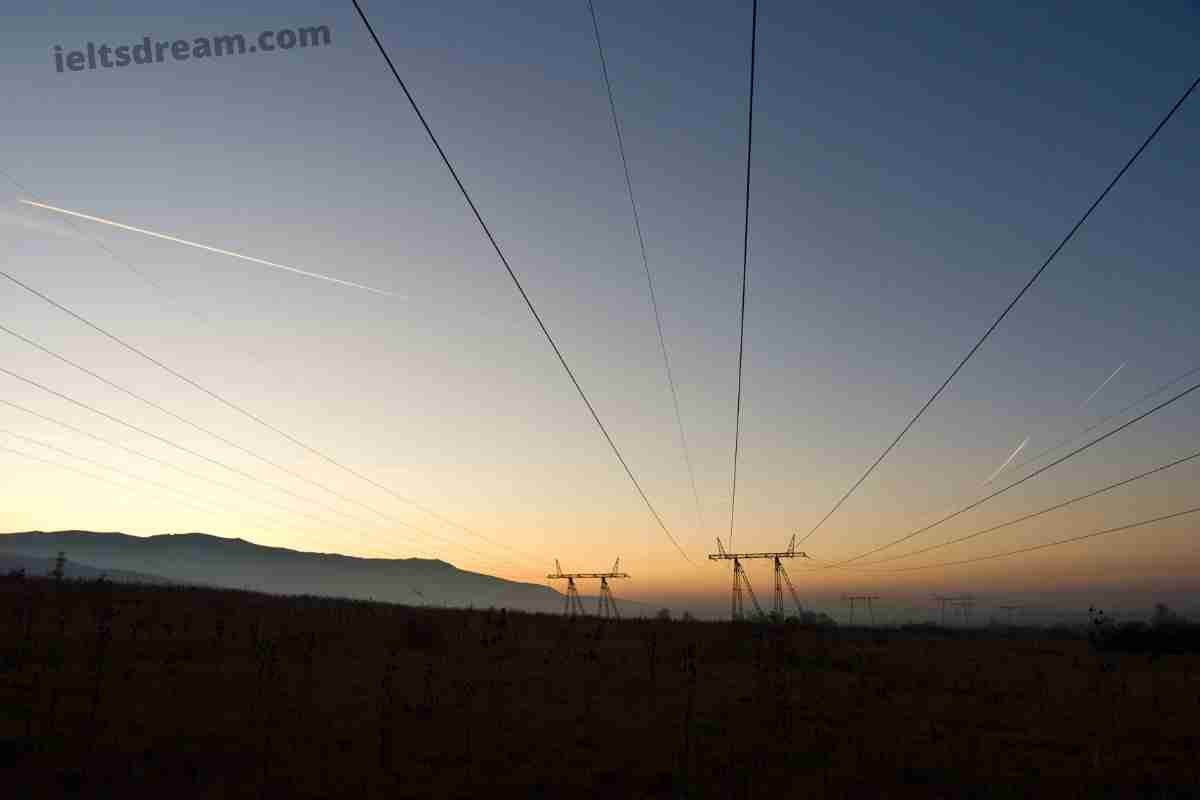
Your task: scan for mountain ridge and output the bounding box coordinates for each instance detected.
[0,530,582,613]
[0,527,662,618]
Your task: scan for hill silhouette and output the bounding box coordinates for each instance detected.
[0,530,597,613]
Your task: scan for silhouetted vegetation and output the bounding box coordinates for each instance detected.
[2,573,1199,798]
[1089,604,1200,655]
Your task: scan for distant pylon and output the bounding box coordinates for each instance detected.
[933,594,959,626]
[998,604,1022,626]
[933,594,974,626]
[547,558,628,619]
[955,595,976,625]
[842,595,880,625]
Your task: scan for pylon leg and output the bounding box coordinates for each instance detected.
[596,578,620,620]
[731,559,743,621]
[779,563,803,616]
[739,567,763,618]
[774,557,783,617]
[566,578,581,618]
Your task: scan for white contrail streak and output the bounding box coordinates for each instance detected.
[1081,362,1127,408]
[984,435,1029,484]
[19,199,394,297]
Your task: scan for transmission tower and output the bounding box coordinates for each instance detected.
[998,604,1022,626]
[547,558,629,619]
[933,594,971,626]
[952,595,976,625]
[842,595,880,625]
[708,534,808,621]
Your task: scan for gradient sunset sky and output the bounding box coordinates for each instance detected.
[1,1,1197,618]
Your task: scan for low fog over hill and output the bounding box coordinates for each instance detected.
[0,531,602,613]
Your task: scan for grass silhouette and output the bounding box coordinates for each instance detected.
[1,571,1198,798]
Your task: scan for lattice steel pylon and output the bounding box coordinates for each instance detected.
[547,558,629,619]
[842,595,880,625]
[709,534,808,621]
[952,594,976,625]
[998,604,1022,626]
[933,594,973,626]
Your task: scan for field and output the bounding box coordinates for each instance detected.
[2,573,1199,798]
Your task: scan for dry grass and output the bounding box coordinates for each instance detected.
[2,573,1199,798]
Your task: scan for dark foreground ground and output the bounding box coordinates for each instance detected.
[1,574,1199,799]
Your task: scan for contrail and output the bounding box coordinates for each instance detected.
[19,199,394,297]
[1081,362,1126,409]
[984,435,1029,484]
[982,362,1126,486]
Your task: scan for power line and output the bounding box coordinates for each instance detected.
[0,321,394,524]
[0,395,341,527]
[806,359,1200,573]
[0,362,458,546]
[0,396,480,559]
[799,73,1200,546]
[0,440,419,580]
[4,173,448,556]
[850,446,1200,567]
[0,430,222,517]
[0,441,218,519]
[586,0,706,537]
[7,169,540,566]
[823,377,1200,567]
[0,369,392,532]
[0,267,542,569]
[0,316,540,571]
[350,0,690,561]
[874,505,1200,574]
[0,425,361,554]
[729,0,757,553]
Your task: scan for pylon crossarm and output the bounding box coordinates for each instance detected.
[707,551,808,561]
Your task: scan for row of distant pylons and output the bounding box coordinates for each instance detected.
[545,554,1036,625]
[548,535,811,622]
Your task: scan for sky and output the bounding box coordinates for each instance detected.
[0,1,1198,619]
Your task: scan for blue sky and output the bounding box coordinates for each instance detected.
[1,1,1197,617]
